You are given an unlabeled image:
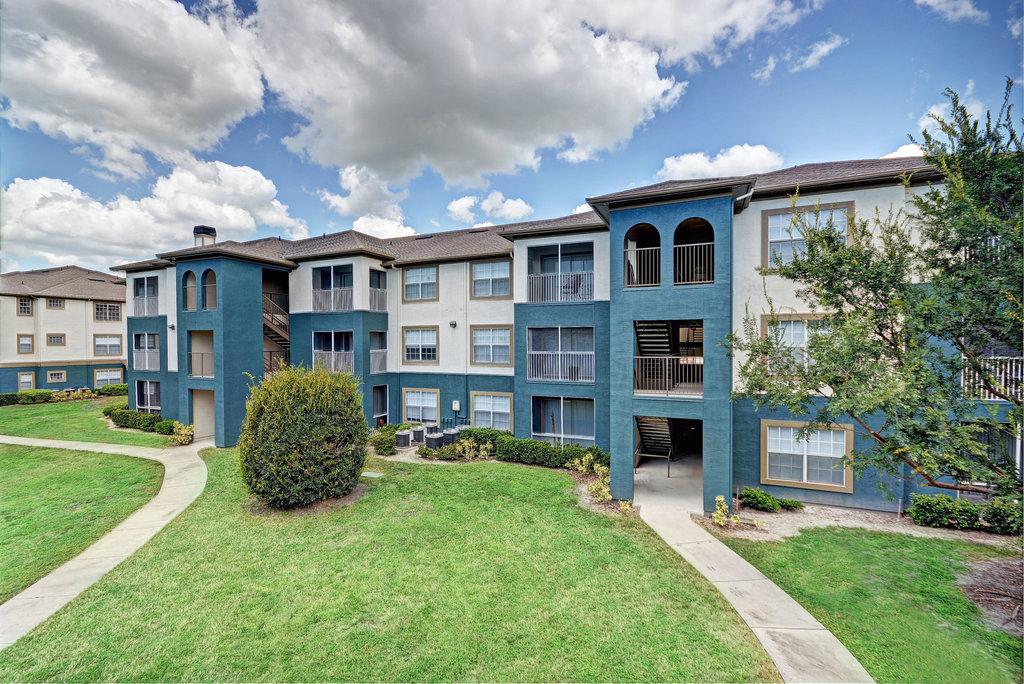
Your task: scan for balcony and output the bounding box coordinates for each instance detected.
[314,350,354,373]
[369,287,388,312]
[133,350,159,371]
[527,271,594,303]
[133,296,159,317]
[188,352,214,378]
[264,350,288,374]
[527,351,595,382]
[963,356,1023,401]
[312,287,353,312]
[673,242,714,284]
[370,349,387,374]
[633,356,703,397]
[624,247,660,287]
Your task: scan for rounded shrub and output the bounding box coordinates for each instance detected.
[982,497,1022,536]
[738,486,782,512]
[238,366,369,509]
[154,419,177,435]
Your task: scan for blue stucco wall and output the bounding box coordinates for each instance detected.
[390,371,514,429]
[0,362,125,393]
[608,194,735,512]
[126,314,180,421]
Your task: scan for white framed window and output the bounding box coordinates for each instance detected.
[17,334,33,354]
[403,389,438,423]
[531,396,595,446]
[136,380,161,413]
[767,317,826,367]
[94,335,122,356]
[766,205,850,267]
[95,302,122,321]
[471,393,512,430]
[471,260,510,298]
[403,327,438,363]
[17,297,33,316]
[762,421,852,492]
[403,266,438,301]
[471,327,511,365]
[46,333,66,346]
[95,368,123,387]
[46,370,67,383]
[17,372,34,390]
[372,384,388,427]
[46,298,65,310]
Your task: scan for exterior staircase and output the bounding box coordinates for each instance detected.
[262,292,289,372]
[634,320,671,355]
[635,416,674,473]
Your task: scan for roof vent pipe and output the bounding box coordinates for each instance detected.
[193,225,217,247]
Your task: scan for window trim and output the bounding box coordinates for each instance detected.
[402,387,440,424]
[17,297,33,316]
[530,395,596,446]
[401,265,440,303]
[46,332,67,347]
[759,419,854,493]
[17,371,35,390]
[182,271,197,311]
[93,333,124,357]
[45,298,65,310]
[469,258,513,300]
[760,201,854,270]
[469,391,514,430]
[94,301,123,321]
[94,367,124,387]
[46,370,67,384]
[16,334,34,354]
[469,324,514,367]
[401,325,440,365]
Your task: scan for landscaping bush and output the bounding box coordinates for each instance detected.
[96,383,128,396]
[102,400,128,417]
[154,419,177,435]
[16,389,53,404]
[778,497,805,511]
[419,438,493,461]
[494,434,566,468]
[51,388,96,402]
[109,408,162,432]
[238,366,369,509]
[369,422,419,456]
[170,422,195,446]
[0,392,18,407]
[458,427,508,451]
[907,494,983,530]
[738,486,781,512]
[565,449,612,502]
[981,497,1022,536]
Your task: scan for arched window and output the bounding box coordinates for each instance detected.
[182,271,197,311]
[624,223,660,287]
[673,218,715,284]
[201,269,217,310]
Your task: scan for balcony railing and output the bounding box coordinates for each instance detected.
[527,271,594,303]
[526,351,595,382]
[624,247,660,287]
[133,349,159,371]
[314,350,354,373]
[369,287,388,312]
[673,242,714,285]
[264,350,289,374]
[634,355,703,396]
[370,349,387,374]
[963,356,1023,402]
[133,296,159,317]
[312,287,353,312]
[188,352,214,378]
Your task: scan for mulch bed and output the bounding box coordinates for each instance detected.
[958,557,1024,637]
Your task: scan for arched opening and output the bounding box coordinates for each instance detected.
[624,223,660,287]
[182,271,197,311]
[673,218,715,284]
[201,269,217,310]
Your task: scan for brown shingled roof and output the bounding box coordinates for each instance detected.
[382,226,514,266]
[751,157,936,196]
[284,230,394,261]
[0,265,125,301]
[494,210,607,237]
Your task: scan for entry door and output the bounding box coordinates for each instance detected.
[192,389,215,440]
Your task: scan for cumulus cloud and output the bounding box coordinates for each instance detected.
[0,160,307,270]
[1009,15,1023,38]
[917,80,984,133]
[446,191,533,224]
[573,203,592,214]
[881,143,925,158]
[789,33,847,72]
[0,0,263,179]
[914,0,988,22]
[318,165,415,238]
[447,196,480,224]
[657,144,785,180]
[752,56,778,81]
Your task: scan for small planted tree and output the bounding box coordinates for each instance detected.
[239,366,369,509]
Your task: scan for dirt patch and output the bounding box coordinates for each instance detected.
[244,484,368,516]
[692,512,764,535]
[959,557,1024,637]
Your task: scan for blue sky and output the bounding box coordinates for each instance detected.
[1,0,1020,271]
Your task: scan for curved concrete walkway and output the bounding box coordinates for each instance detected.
[634,459,873,683]
[0,435,210,651]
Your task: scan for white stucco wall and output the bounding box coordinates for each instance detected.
[0,294,126,367]
[512,230,610,303]
[288,255,389,313]
[128,267,178,372]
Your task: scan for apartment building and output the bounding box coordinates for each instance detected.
[0,266,127,392]
[113,158,1022,512]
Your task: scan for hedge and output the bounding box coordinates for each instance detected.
[102,400,128,417]
[16,389,54,404]
[96,383,128,396]
[110,408,163,432]
[907,493,1021,535]
[738,486,781,512]
[154,419,177,435]
[0,393,18,407]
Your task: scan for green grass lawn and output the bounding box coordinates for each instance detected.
[0,450,778,683]
[722,528,1022,684]
[0,397,169,447]
[0,444,163,603]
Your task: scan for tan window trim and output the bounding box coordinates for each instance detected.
[93,301,123,321]
[468,258,513,301]
[759,419,854,493]
[45,298,65,310]
[468,324,514,367]
[16,334,34,354]
[46,370,67,383]
[401,264,440,304]
[469,390,514,429]
[401,325,440,365]
[93,333,124,357]
[760,201,855,271]
[17,371,35,389]
[46,333,67,347]
[758,312,828,337]
[402,387,440,423]
[93,367,124,386]
[16,297,33,316]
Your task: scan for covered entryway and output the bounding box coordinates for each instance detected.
[192,389,215,440]
[633,416,703,514]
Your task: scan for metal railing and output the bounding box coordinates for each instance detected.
[263,292,289,332]
[673,242,714,284]
[314,350,354,373]
[963,356,1023,401]
[133,350,159,371]
[526,270,594,303]
[624,246,661,287]
[263,350,289,373]
[133,296,159,317]
[370,349,387,374]
[369,287,388,311]
[312,288,353,312]
[526,351,595,382]
[188,352,214,378]
[634,355,703,396]
[202,283,217,309]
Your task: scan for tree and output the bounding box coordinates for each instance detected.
[728,80,1022,496]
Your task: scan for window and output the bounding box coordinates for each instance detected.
[46,298,65,309]
[370,269,387,289]
[527,242,595,303]
[369,331,387,373]
[372,385,388,427]
[201,270,217,310]
[16,334,33,354]
[312,331,353,352]
[471,326,511,366]
[46,370,67,384]
[46,334,66,346]
[182,271,197,311]
[471,260,510,298]
[94,335,122,356]
[17,297,32,316]
[94,302,121,321]
[403,327,438,363]
[471,393,512,430]
[403,389,439,423]
[403,266,438,302]
[136,380,161,413]
[761,420,853,493]
[17,372,34,390]
[531,396,595,446]
[763,203,851,268]
[527,327,595,382]
[133,333,160,371]
[764,315,825,367]
[95,368,124,387]
[134,276,158,298]
[313,264,353,290]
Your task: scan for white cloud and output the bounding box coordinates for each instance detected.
[0,160,307,270]
[657,143,785,180]
[480,191,533,221]
[0,0,263,179]
[447,196,479,224]
[881,143,925,158]
[752,55,778,82]
[789,33,847,72]
[1009,15,1023,38]
[351,215,416,238]
[917,80,984,133]
[914,0,988,22]
[318,165,415,237]
[573,203,592,214]
[471,221,496,228]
